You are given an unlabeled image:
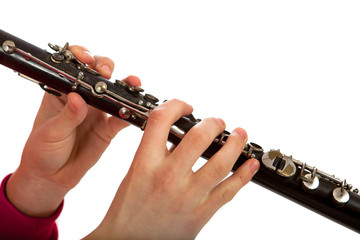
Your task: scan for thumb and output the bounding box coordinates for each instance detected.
[44,93,88,141]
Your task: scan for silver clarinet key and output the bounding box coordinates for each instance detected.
[261,150,296,177]
[333,180,350,205]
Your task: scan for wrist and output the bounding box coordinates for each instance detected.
[6,169,67,217]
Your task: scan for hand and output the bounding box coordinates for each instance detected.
[85,99,260,240]
[6,46,141,217]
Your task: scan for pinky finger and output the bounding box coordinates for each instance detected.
[202,158,260,213]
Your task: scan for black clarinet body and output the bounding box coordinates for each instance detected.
[1,29,359,233]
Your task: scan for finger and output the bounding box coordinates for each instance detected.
[122,75,142,87]
[107,116,131,139]
[68,45,94,65]
[170,118,226,171]
[88,55,115,79]
[33,93,68,129]
[42,92,88,141]
[199,158,259,217]
[193,128,248,192]
[140,99,193,152]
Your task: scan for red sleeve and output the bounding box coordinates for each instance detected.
[0,174,63,240]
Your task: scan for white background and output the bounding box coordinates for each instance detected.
[1,1,360,239]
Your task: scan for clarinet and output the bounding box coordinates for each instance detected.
[1,29,359,233]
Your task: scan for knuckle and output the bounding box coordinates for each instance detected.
[202,117,226,134]
[148,98,191,125]
[107,57,115,65]
[68,45,82,53]
[167,98,192,110]
[212,162,230,179]
[189,127,212,145]
[187,117,225,145]
[94,55,114,66]
[168,98,192,111]
[149,106,168,123]
[237,175,245,188]
[220,188,236,203]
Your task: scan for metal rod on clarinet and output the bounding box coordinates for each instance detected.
[1,29,360,233]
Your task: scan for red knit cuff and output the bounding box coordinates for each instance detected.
[0,174,63,240]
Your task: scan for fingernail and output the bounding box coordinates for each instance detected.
[234,128,247,140]
[249,159,260,174]
[83,51,93,60]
